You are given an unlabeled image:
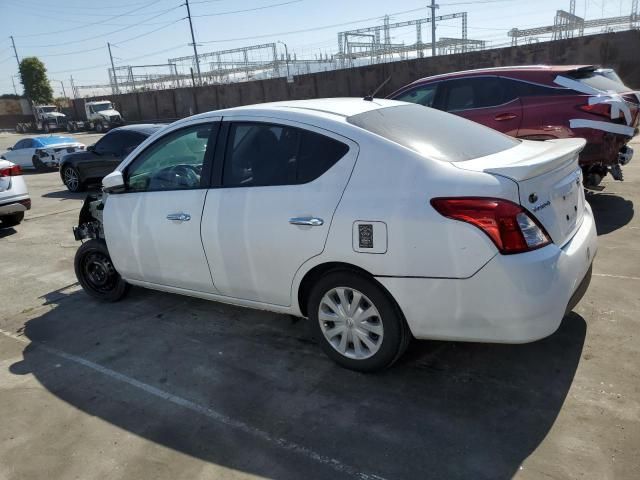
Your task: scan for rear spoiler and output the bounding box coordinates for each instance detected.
[454,138,586,182]
[564,65,598,78]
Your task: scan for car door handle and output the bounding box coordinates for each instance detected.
[167,213,191,222]
[494,113,518,121]
[289,217,324,226]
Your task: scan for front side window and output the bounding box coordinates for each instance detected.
[94,131,122,155]
[126,124,212,192]
[394,84,439,107]
[443,77,509,111]
[222,122,349,188]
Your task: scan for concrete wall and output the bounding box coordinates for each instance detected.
[76,30,640,123]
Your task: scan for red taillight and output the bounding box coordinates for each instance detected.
[430,197,551,254]
[0,165,22,177]
[579,103,613,118]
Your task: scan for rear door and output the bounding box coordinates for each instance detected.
[201,117,358,306]
[440,76,523,136]
[104,120,219,293]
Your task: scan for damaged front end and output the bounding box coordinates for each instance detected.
[73,194,105,241]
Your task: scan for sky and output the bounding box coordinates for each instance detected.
[0,0,635,96]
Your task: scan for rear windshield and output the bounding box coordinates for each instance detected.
[566,70,630,94]
[346,104,519,162]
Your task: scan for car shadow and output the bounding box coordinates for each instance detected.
[0,226,17,238]
[42,190,90,200]
[587,192,634,235]
[8,288,586,480]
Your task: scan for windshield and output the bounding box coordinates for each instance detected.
[92,103,113,112]
[347,104,519,162]
[39,106,57,113]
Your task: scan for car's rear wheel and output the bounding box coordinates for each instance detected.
[74,239,129,302]
[62,166,84,192]
[1,212,24,227]
[308,270,410,372]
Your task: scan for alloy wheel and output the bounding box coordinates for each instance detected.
[318,287,384,360]
[64,167,79,191]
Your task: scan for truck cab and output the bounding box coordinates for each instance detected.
[34,105,66,133]
[85,101,124,133]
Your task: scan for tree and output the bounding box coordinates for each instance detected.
[19,57,53,105]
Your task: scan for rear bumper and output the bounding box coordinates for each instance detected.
[377,203,598,344]
[0,196,31,215]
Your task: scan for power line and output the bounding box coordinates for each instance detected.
[18,6,183,48]
[12,0,170,38]
[192,0,304,18]
[198,7,430,44]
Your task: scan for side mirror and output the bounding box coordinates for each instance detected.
[102,170,125,193]
[7,147,13,151]
[87,145,95,152]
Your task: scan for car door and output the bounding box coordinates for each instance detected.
[4,139,32,167]
[103,120,219,293]
[85,131,127,179]
[440,76,522,135]
[201,117,358,306]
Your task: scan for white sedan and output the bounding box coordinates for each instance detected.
[0,160,30,227]
[71,98,597,372]
[1,136,85,170]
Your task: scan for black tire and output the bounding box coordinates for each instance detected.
[308,270,410,372]
[74,239,129,302]
[32,156,46,172]
[62,165,85,192]
[43,123,50,133]
[95,122,104,133]
[1,212,24,227]
[15,124,22,134]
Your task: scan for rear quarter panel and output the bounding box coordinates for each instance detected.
[300,131,521,280]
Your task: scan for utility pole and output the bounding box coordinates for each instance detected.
[277,41,292,83]
[185,0,202,86]
[10,36,20,71]
[429,1,438,57]
[70,76,77,99]
[11,76,18,95]
[58,80,67,100]
[107,42,119,95]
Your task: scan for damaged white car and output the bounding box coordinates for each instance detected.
[72,99,597,372]
[1,136,86,171]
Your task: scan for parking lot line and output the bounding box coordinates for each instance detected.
[0,327,387,480]
[593,273,640,281]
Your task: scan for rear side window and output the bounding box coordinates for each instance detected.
[347,104,519,162]
[393,84,439,107]
[442,77,511,111]
[222,123,348,187]
[505,78,571,97]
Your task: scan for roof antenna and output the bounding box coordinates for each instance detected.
[364,76,392,101]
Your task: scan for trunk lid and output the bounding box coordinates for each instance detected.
[454,138,587,246]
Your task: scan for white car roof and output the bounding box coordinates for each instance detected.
[185,98,407,123]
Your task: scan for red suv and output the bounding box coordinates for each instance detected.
[388,65,639,186]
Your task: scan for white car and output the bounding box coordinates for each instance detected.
[0,160,31,227]
[72,98,597,372]
[1,136,85,170]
